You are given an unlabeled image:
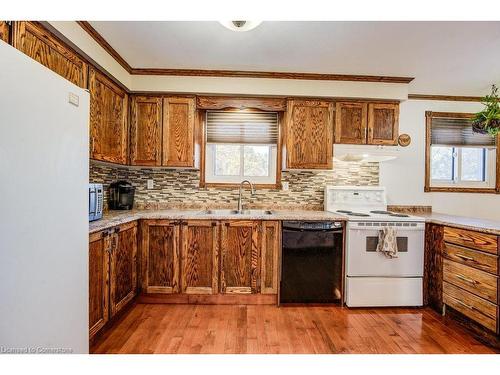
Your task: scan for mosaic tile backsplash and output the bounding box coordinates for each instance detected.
[90,161,379,210]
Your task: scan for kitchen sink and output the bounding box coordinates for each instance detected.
[200,209,273,215]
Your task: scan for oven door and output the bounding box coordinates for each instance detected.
[346,222,424,277]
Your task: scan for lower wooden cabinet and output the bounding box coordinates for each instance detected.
[140,219,280,296]
[110,222,137,316]
[89,230,110,340]
[88,222,137,340]
[260,221,280,294]
[181,220,219,294]
[141,220,180,294]
[220,220,261,294]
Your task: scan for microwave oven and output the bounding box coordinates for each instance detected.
[89,183,103,222]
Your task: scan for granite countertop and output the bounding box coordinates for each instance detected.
[89,209,500,236]
[89,209,348,234]
[421,212,500,236]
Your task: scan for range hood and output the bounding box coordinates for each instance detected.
[333,144,400,162]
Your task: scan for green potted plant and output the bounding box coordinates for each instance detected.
[472,84,500,136]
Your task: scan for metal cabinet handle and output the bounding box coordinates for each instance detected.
[456,298,475,311]
[456,273,478,285]
[455,253,475,262]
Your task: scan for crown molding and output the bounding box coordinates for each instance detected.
[76,21,132,73]
[77,21,414,84]
[408,93,483,102]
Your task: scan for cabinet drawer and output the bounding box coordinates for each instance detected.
[443,258,498,303]
[443,281,497,332]
[443,242,498,274]
[443,227,498,254]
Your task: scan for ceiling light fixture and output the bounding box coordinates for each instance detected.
[219,21,262,32]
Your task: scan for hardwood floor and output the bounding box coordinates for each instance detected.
[91,303,497,354]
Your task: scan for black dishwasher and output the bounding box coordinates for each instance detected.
[280,221,343,304]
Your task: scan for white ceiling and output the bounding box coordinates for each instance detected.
[89,21,500,96]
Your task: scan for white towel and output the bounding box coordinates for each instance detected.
[376,227,398,258]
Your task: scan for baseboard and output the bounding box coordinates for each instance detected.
[137,293,278,305]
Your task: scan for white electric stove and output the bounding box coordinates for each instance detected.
[325,186,425,307]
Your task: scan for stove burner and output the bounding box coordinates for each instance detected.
[370,210,392,214]
[336,210,352,213]
[389,213,410,217]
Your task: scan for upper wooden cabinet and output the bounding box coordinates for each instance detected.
[12,21,88,88]
[162,97,195,167]
[129,96,163,166]
[181,220,219,294]
[335,101,399,145]
[89,67,129,164]
[220,220,261,294]
[335,102,368,144]
[285,99,334,170]
[0,21,10,43]
[367,103,400,145]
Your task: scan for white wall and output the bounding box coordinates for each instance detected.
[0,43,89,353]
[379,100,500,221]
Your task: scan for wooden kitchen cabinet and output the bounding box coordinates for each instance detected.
[260,221,280,294]
[285,99,334,170]
[0,21,10,43]
[367,103,399,145]
[89,222,138,340]
[181,220,219,294]
[109,222,138,317]
[162,97,195,167]
[89,230,110,340]
[220,220,261,294]
[89,67,129,164]
[141,220,180,294]
[129,95,163,166]
[12,21,88,88]
[335,101,399,145]
[335,102,368,144]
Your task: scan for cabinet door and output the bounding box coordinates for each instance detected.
[335,101,368,144]
[89,231,110,340]
[0,21,10,43]
[89,67,128,164]
[110,222,137,317]
[129,96,163,166]
[220,220,260,294]
[181,220,219,294]
[12,21,88,88]
[285,100,334,169]
[162,97,195,167]
[141,220,180,294]
[367,103,399,145]
[261,221,280,294]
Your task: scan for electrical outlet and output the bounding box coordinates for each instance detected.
[147,179,154,190]
[281,182,289,191]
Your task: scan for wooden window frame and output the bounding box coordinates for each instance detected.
[424,111,500,194]
[199,108,283,189]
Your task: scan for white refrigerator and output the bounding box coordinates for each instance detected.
[0,42,89,353]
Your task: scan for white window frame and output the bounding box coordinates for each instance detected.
[205,143,278,185]
[430,146,496,189]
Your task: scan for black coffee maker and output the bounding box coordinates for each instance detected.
[109,181,135,210]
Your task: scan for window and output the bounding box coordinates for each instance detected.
[426,112,497,192]
[204,110,279,186]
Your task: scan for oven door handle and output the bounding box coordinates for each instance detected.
[283,227,343,233]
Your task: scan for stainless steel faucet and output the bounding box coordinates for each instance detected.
[237,180,255,213]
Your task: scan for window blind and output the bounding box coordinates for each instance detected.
[206,111,278,144]
[431,116,496,147]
